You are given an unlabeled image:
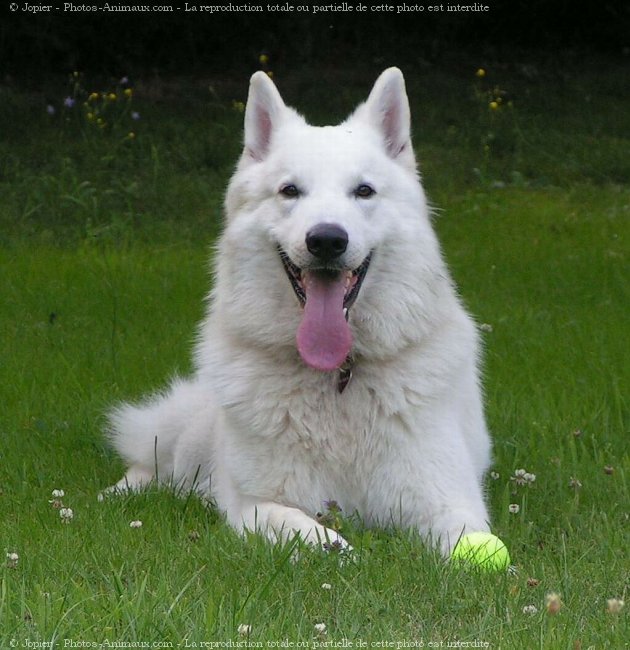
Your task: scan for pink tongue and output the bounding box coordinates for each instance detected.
[296,271,352,371]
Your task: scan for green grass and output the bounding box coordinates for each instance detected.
[1,58,628,647]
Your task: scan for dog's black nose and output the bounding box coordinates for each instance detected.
[306,224,349,261]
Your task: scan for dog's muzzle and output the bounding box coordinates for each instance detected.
[277,234,372,384]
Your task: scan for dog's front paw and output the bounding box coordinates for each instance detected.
[322,536,356,565]
[293,526,354,564]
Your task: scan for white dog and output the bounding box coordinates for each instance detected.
[107,68,492,556]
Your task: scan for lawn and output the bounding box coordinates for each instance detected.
[1,56,628,648]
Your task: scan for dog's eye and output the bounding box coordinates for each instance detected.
[354,184,376,199]
[280,184,300,198]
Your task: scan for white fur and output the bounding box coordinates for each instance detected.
[106,68,491,556]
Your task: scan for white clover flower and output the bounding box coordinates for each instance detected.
[49,489,65,509]
[522,605,538,615]
[489,471,500,480]
[6,552,19,568]
[129,520,143,528]
[237,624,251,636]
[511,468,536,486]
[606,598,624,614]
[545,592,562,615]
[511,469,528,486]
[314,623,327,635]
[479,323,493,333]
[59,507,74,523]
[321,583,332,590]
[508,503,520,514]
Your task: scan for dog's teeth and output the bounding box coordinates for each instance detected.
[343,308,349,321]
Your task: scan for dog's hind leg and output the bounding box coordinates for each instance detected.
[104,464,155,496]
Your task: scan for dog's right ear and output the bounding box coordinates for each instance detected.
[244,72,287,161]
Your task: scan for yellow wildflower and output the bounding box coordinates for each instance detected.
[489,101,499,111]
[259,53,269,65]
[124,88,133,98]
[475,68,486,78]
[107,93,117,101]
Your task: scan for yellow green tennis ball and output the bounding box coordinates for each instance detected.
[451,532,511,571]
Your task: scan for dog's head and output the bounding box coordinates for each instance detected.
[219,69,445,370]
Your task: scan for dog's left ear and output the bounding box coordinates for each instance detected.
[362,68,414,165]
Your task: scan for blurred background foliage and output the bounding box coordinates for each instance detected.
[1,2,628,81]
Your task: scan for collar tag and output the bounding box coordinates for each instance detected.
[338,354,354,393]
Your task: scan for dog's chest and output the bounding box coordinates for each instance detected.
[219,357,428,514]
[263,376,370,442]
[231,361,421,466]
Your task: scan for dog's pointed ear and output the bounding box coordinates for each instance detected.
[244,72,287,161]
[363,67,413,163]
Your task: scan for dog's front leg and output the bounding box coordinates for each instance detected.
[230,498,352,552]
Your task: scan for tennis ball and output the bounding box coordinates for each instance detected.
[451,532,510,571]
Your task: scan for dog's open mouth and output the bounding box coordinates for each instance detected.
[278,247,372,372]
[278,247,372,310]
